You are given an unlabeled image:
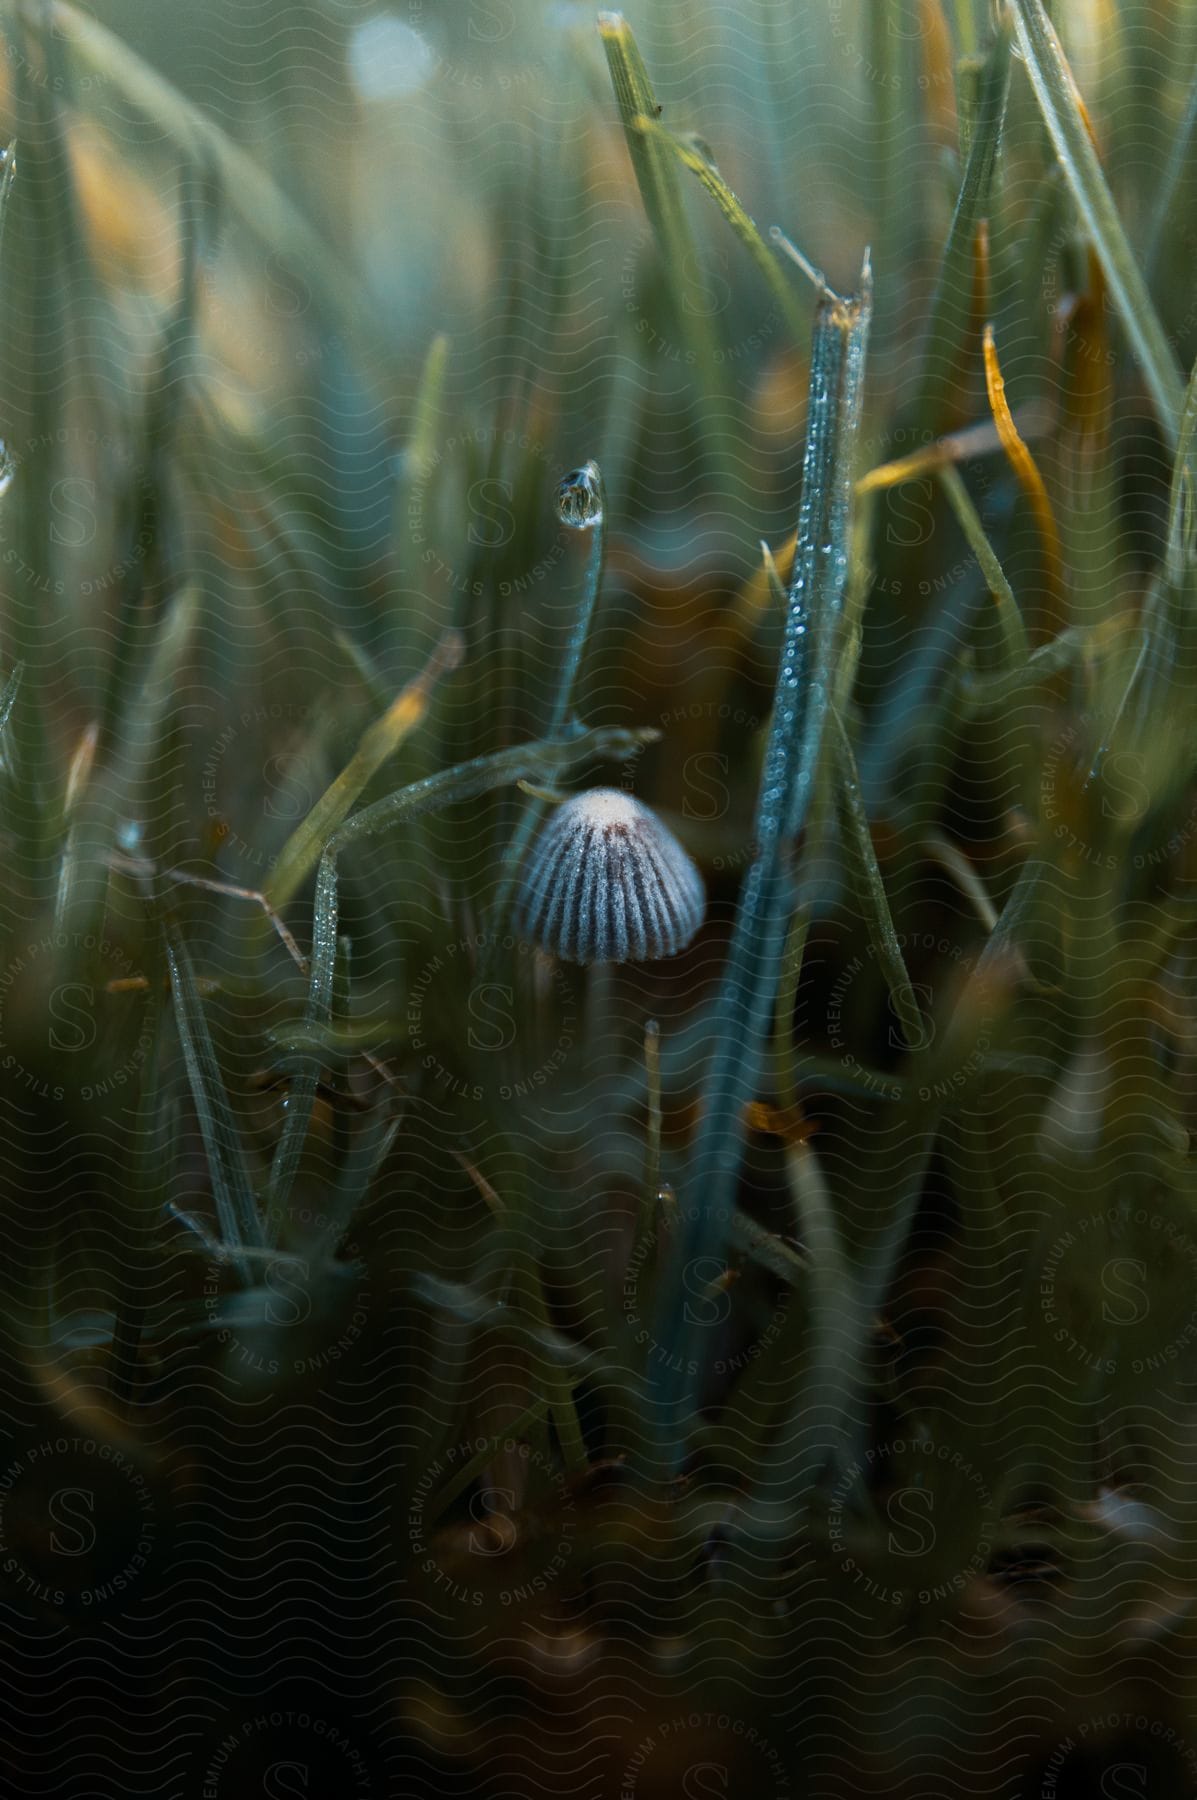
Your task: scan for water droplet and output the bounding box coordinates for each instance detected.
[556,460,603,530]
[0,442,13,499]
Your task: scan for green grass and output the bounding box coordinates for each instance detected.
[3,0,1197,1792]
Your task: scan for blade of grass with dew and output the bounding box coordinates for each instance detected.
[262,629,464,916]
[644,259,873,1472]
[165,924,261,1282]
[488,463,607,937]
[915,19,1012,436]
[1007,0,1185,448]
[631,114,812,355]
[783,268,874,847]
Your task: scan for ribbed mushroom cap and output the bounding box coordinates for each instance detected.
[514,788,705,965]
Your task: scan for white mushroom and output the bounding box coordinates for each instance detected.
[514,787,705,965]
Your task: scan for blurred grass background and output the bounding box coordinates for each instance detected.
[3,0,1197,1793]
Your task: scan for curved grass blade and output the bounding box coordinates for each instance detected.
[937,463,1029,668]
[1008,0,1185,448]
[982,321,1064,617]
[631,114,812,354]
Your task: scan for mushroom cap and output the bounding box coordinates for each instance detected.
[514,787,705,965]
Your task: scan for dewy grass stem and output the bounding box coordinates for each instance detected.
[488,463,607,936]
[643,254,873,1474]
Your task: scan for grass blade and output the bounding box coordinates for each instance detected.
[937,463,1029,668]
[631,115,812,353]
[1008,0,1185,447]
[0,660,23,763]
[488,463,607,935]
[406,333,451,483]
[165,925,261,1280]
[647,259,873,1468]
[598,12,720,369]
[830,706,925,1050]
[915,20,1012,434]
[1129,353,1197,742]
[982,321,1064,620]
[263,629,463,913]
